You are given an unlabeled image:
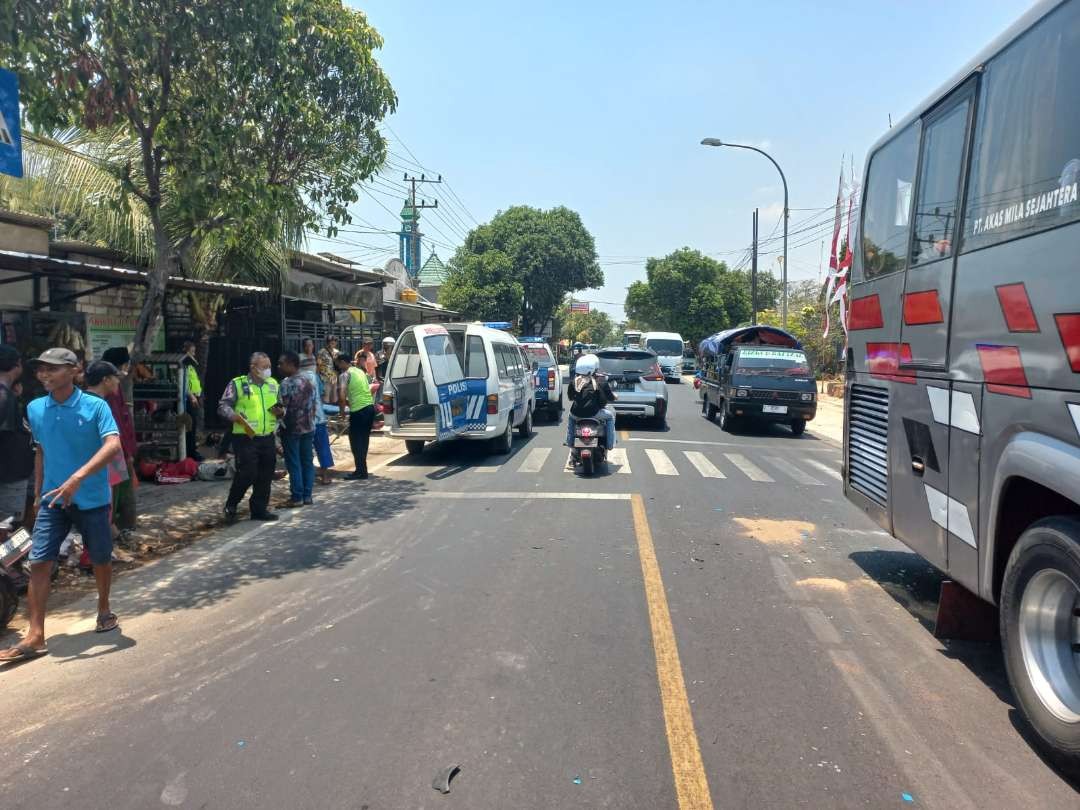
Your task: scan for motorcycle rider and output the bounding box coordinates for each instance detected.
[566,353,617,451]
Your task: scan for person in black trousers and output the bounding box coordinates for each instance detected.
[334,354,375,480]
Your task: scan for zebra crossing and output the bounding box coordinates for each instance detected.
[513,445,836,485]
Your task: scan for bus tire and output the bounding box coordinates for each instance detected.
[1001,516,1080,776]
[405,440,425,456]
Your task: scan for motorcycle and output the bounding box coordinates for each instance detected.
[571,416,607,476]
[0,520,33,628]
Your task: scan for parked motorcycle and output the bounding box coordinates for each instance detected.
[0,522,32,628]
[571,416,607,476]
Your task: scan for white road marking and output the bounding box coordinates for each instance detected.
[803,457,841,480]
[764,455,824,486]
[683,451,725,478]
[517,447,551,473]
[564,450,574,472]
[608,447,632,474]
[628,437,836,453]
[646,449,679,476]
[417,491,633,500]
[723,453,774,482]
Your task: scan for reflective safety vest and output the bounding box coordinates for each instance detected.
[231,375,279,435]
[186,363,202,396]
[344,366,373,411]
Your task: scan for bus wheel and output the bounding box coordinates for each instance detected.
[790,419,806,436]
[405,440,425,455]
[1001,516,1080,775]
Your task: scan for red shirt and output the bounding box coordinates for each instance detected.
[106,388,137,460]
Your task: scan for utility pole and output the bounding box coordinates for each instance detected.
[751,208,759,325]
[403,173,442,278]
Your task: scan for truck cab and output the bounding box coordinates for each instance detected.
[699,325,816,435]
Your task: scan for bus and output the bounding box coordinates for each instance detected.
[622,329,642,348]
[843,0,1080,769]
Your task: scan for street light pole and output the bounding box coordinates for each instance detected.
[700,138,789,328]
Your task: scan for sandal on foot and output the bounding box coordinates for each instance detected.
[0,643,48,663]
[95,612,119,633]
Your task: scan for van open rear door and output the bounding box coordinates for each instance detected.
[388,325,470,440]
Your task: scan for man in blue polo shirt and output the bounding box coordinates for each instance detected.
[0,348,122,663]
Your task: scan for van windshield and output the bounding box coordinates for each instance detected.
[735,348,810,375]
[646,338,683,355]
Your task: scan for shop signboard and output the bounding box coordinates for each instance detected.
[87,314,164,359]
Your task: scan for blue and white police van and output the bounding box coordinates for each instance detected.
[382,323,535,455]
[518,336,563,421]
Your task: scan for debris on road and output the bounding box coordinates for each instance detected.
[432,764,461,794]
[572,776,582,785]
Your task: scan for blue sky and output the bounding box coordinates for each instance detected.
[315,0,1032,320]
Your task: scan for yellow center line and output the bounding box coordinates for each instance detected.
[631,493,714,809]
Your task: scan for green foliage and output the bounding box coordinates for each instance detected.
[454,205,602,333]
[2,0,396,357]
[624,248,780,346]
[756,280,846,376]
[554,301,620,346]
[439,250,524,323]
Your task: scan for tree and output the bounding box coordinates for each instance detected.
[454,206,602,333]
[4,0,396,363]
[439,251,524,323]
[624,248,777,346]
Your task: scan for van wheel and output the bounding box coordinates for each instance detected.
[1001,517,1080,776]
[518,407,533,438]
[790,419,806,436]
[493,422,513,455]
[405,440,425,456]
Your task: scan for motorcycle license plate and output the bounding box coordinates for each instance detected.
[762,404,788,414]
[575,437,598,448]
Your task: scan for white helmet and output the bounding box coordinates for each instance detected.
[382,336,396,346]
[575,353,599,375]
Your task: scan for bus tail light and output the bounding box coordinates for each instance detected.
[487,394,499,415]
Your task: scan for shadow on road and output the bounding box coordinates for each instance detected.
[383,433,538,478]
[112,476,425,616]
[849,548,1015,706]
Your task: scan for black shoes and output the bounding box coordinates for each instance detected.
[344,471,368,480]
[250,512,279,522]
[223,507,238,525]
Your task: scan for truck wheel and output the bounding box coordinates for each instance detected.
[0,574,17,628]
[405,439,425,456]
[790,419,806,436]
[1001,516,1080,775]
[705,401,718,422]
[518,407,533,438]
[718,404,733,432]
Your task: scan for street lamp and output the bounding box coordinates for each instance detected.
[700,138,789,328]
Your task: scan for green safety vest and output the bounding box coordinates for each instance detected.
[230,375,279,436]
[344,366,373,411]
[186,363,202,396]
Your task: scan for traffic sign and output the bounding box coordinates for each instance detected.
[0,68,22,178]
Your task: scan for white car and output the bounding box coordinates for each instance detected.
[518,337,563,421]
[382,323,535,455]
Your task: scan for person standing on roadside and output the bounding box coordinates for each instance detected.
[300,354,335,485]
[0,348,122,663]
[0,345,34,536]
[181,340,204,461]
[218,352,281,524]
[101,347,138,537]
[301,338,316,367]
[317,336,340,405]
[334,353,374,480]
[276,351,316,508]
[358,349,377,381]
[376,336,395,381]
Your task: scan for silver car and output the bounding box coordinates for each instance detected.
[596,348,669,428]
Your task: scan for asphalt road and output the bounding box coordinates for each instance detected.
[0,381,1076,808]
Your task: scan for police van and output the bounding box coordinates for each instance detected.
[518,337,563,421]
[382,323,535,455]
[843,0,1080,768]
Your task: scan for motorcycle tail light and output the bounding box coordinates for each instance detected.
[580,426,593,438]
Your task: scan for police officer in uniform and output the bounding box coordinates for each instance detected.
[218,352,282,523]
